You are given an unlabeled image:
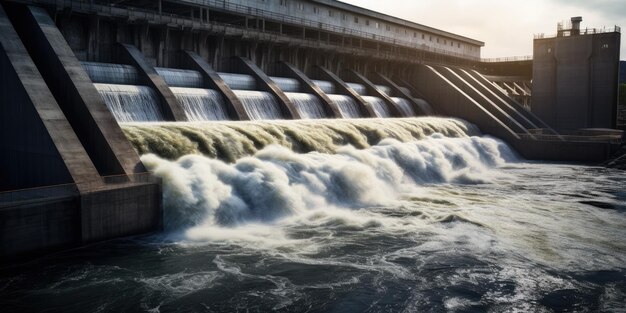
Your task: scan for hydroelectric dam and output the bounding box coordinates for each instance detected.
[0,0,623,260]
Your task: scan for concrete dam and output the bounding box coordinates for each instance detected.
[0,0,622,258]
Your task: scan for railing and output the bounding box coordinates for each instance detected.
[535,26,621,39]
[0,172,160,206]
[481,55,533,63]
[12,0,482,61]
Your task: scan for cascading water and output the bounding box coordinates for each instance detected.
[399,86,412,96]
[155,67,204,88]
[7,116,625,312]
[270,76,300,92]
[218,72,257,90]
[391,97,417,117]
[328,94,363,118]
[170,87,229,121]
[285,92,328,119]
[312,80,335,94]
[82,62,140,85]
[347,82,367,95]
[362,96,392,118]
[232,90,283,120]
[376,85,392,96]
[95,83,164,122]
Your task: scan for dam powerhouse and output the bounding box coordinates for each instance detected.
[0,0,622,258]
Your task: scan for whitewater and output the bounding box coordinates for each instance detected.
[0,117,624,312]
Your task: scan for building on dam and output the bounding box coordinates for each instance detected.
[0,0,623,257]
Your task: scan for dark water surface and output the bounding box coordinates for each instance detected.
[1,141,625,312]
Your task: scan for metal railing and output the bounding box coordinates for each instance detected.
[535,26,621,39]
[481,55,533,63]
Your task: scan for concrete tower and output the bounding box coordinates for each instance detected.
[531,17,621,130]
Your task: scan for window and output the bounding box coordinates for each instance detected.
[458,43,460,48]
[602,43,609,49]
[450,41,453,47]
[354,16,359,24]
[375,22,380,28]
[365,20,369,26]
[547,47,552,53]
[386,25,390,31]
[414,32,417,38]
[341,13,347,21]
[313,7,318,14]
[328,10,333,17]
[422,34,425,39]
[429,35,432,41]
[297,3,304,10]
[437,38,439,43]
[279,0,287,6]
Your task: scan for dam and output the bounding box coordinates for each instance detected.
[0,0,623,261]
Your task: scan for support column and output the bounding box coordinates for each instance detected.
[118,43,188,121]
[316,66,376,117]
[348,69,404,117]
[375,73,433,116]
[8,5,145,177]
[279,62,341,118]
[182,51,250,120]
[233,56,301,119]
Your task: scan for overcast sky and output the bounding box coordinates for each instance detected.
[341,0,625,60]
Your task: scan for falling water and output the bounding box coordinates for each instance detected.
[155,67,204,88]
[328,94,362,118]
[363,96,391,118]
[170,87,229,121]
[95,83,164,122]
[398,87,412,96]
[270,76,301,92]
[82,62,140,85]
[218,73,257,90]
[232,90,283,120]
[312,80,335,94]
[391,97,417,117]
[376,85,392,96]
[346,82,367,95]
[285,92,328,119]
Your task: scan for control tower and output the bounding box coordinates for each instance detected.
[532,17,621,130]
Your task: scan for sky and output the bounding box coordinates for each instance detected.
[341,0,625,60]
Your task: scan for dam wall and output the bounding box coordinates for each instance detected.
[0,0,622,258]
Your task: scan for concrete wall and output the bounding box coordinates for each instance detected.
[532,32,621,130]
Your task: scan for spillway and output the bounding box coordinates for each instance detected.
[285,92,327,119]
[83,61,140,85]
[312,80,336,94]
[156,67,204,88]
[376,85,392,96]
[392,97,416,116]
[95,83,164,122]
[328,94,362,118]
[363,96,392,118]
[218,72,257,90]
[232,90,283,120]
[347,82,367,95]
[170,87,229,121]
[270,76,300,92]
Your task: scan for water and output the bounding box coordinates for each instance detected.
[312,80,335,94]
[156,67,204,88]
[363,96,392,118]
[171,87,229,121]
[391,97,417,117]
[376,84,392,96]
[83,62,140,85]
[285,92,327,119]
[328,94,362,118]
[2,118,625,312]
[218,73,256,90]
[232,90,283,120]
[95,83,164,122]
[399,86,412,96]
[270,76,300,93]
[347,82,367,95]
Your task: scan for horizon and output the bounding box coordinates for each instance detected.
[341,0,626,60]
